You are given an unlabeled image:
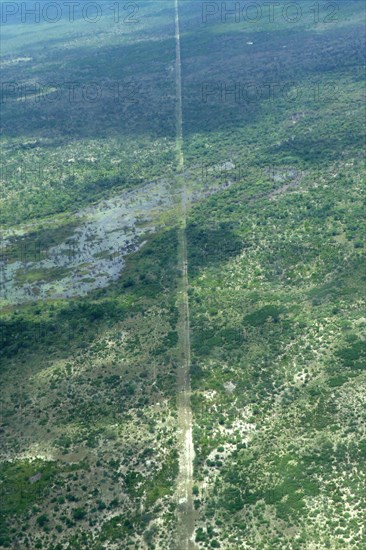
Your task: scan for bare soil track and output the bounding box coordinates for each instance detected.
[174,0,197,548]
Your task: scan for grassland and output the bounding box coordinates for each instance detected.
[0,1,365,548]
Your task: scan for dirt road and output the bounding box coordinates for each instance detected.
[174,0,197,548]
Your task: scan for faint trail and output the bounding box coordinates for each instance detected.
[174,0,196,548]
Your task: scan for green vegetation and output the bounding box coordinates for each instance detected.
[0,0,365,548]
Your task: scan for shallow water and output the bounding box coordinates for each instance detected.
[0,179,174,306]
